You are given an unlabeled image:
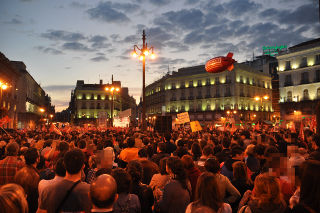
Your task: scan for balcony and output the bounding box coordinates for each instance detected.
[284,81,293,87]
[300,79,310,85]
[225,80,232,84]
[205,94,212,98]
[196,95,202,99]
[188,96,194,100]
[314,77,320,83]
[224,93,232,97]
[180,96,187,100]
[170,97,177,101]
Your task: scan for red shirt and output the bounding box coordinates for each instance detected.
[0,156,24,185]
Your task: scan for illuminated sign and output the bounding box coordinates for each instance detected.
[263,45,287,56]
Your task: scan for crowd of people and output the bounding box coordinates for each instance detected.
[0,126,319,213]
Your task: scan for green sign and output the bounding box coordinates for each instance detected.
[263,45,287,56]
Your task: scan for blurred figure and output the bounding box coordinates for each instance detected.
[185,172,232,213]
[181,155,201,201]
[0,183,28,213]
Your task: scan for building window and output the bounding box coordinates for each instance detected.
[284,74,293,86]
[82,103,86,109]
[181,105,185,111]
[82,94,86,99]
[300,57,307,67]
[90,103,95,109]
[316,54,320,65]
[246,77,249,84]
[252,78,255,86]
[97,103,101,109]
[105,103,109,109]
[215,77,219,85]
[181,81,185,88]
[188,80,193,88]
[197,88,202,99]
[315,70,320,82]
[172,82,176,89]
[206,87,211,98]
[240,86,244,97]
[303,89,309,100]
[97,95,101,100]
[91,94,94,100]
[287,91,292,102]
[215,86,220,98]
[197,80,202,87]
[225,86,231,97]
[197,101,202,111]
[285,61,291,70]
[226,75,231,84]
[206,78,210,85]
[206,103,211,111]
[240,76,243,83]
[301,72,309,84]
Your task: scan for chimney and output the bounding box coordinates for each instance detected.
[100,79,103,85]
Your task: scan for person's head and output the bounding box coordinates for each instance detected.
[24,148,39,166]
[58,141,69,152]
[245,144,255,157]
[233,161,250,183]
[127,160,143,183]
[231,146,244,159]
[5,142,19,156]
[63,149,85,175]
[55,158,66,177]
[166,157,187,189]
[111,168,131,194]
[204,157,220,174]
[127,137,135,148]
[195,172,222,212]
[202,145,214,157]
[88,155,99,169]
[78,140,86,149]
[159,157,168,175]
[157,142,166,153]
[90,174,117,209]
[191,142,202,159]
[181,155,195,170]
[299,160,320,212]
[252,173,282,207]
[222,138,231,149]
[138,148,148,158]
[14,167,40,196]
[0,184,28,213]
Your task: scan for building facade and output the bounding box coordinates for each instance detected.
[146,63,273,123]
[70,79,136,125]
[277,38,320,122]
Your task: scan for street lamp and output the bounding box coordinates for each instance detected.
[105,86,120,127]
[131,30,156,131]
[254,95,269,110]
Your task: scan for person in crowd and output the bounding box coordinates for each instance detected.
[185,172,232,213]
[14,166,40,213]
[0,183,28,213]
[158,156,190,213]
[196,145,214,171]
[139,156,159,185]
[204,157,240,204]
[38,149,91,213]
[191,142,202,161]
[24,147,40,172]
[151,142,169,166]
[289,160,320,213]
[181,154,202,201]
[90,174,118,213]
[149,157,170,201]
[231,161,253,196]
[163,133,176,155]
[86,155,100,183]
[0,142,24,185]
[111,168,141,213]
[238,173,287,213]
[308,135,320,161]
[173,140,189,158]
[221,146,244,180]
[127,160,154,213]
[119,137,139,165]
[244,145,260,175]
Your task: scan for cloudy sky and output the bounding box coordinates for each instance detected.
[1,0,319,112]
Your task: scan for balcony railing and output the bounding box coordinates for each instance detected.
[180,96,186,100]
[300,79,310,84]
[196,95,202,99]
[188,96,194,100]
[284,81,293,87]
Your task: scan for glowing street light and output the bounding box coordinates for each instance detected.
[131,30,156,130]
[39,108,45,113]
[105,86,120,127]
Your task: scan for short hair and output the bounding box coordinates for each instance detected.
[127,137,135,148]
[159,157,168,175]
[181,155,195,170]
[204,157,220,174]
[111,168,131,194]
[63,149,85,174]
[58,141,69,152]
[90,174,117,209]
[202,145,214,157]
[0,184,28,213]
[231,146,243,157]
[222,138,231,149]
[14,167,40,196]
[24,148,39,165]
[158,142,166,152]
[5,142,19,156]
[55,158,66,177]
[127,160,143,183]
[78,140,86,149]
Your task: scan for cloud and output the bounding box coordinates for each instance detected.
[111,2,140,12]
[223,0,261,16]
[69,2,88,8]
[35,46,63,55]
[4,18,23,25]
[89,35,110,48]
[91,56,109,62]
[62,42,92,51]
[164,41,189,53]
[87,1,130,23]
[42,30,86,42]
[278,3,319,25]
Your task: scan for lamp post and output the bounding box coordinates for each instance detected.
[254,95,269,120]
[105,86,120,127]
[39,108,45,130]
[0,81,9,107]
[131,30,156,131]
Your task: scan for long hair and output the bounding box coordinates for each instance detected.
[0,183,28,213]
[194,172,222,212]
[232,161,252,185]
[166,156,188,189]
[300,160,320,212]
[252,173,283,208]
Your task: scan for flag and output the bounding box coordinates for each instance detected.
[289,122,296,133]
[49,124,62,135]
[299,121,305,141]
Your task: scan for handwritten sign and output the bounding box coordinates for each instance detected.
[190,121,202,132]
[177,112,190,124]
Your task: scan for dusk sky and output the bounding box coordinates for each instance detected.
[1,0,319,112]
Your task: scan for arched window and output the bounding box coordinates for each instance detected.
[287,91,292,102]
[82,94,86,99]
[97,95,101,100]
[303,89,309,100]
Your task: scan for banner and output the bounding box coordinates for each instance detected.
[177,112,190,124]
[119,109,132,118]
[190,121,202,132]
